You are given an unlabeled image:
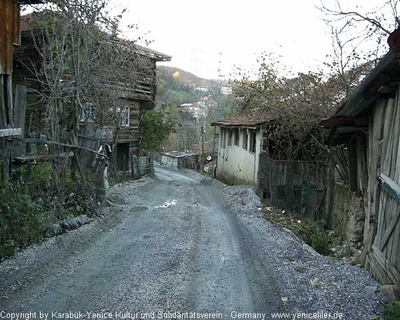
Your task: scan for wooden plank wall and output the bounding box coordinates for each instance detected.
[364,86,400,286]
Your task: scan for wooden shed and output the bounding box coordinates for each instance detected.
[322,34,400,287]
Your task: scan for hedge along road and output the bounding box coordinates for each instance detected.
[0,165,283,319]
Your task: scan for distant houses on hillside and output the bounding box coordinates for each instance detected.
[178,98,217,120]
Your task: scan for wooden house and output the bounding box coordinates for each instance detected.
[13,12,171,171]
[0,0,43,182]
[321,32,400,287]
[1,0,43,130]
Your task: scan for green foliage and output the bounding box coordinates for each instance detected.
[384,302,400,320]
[311,230,331,255]
[263,207,332,255]
[0,183,50,258]
[141,109,173,153]
[0,161,105,260]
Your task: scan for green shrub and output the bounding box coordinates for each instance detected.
[0,158,106,260]
[0,183,50,258]
[384,302,400,320]
[311,230,330,255]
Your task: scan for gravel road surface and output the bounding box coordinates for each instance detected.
[0,166,386,319]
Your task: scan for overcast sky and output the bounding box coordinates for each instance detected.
[111,0,338,79]
[26,1,391,80]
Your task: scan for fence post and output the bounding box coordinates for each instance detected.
[326,160,335,229]
[1,138,11,182]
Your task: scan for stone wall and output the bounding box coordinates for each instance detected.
[330,182,365,244]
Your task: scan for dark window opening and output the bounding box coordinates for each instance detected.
[228,129,232,146]
[249,130,256,153]
[234,128,239,146]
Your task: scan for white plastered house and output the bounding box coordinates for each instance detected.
[211,116,265,185]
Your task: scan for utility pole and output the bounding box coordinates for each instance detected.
[216,52,223,119]
[200,120,205,173]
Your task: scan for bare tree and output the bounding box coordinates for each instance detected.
[319,0,399,36]
[24,1,151,137]
[17,0,153,192]
[230,52,339,161]
[318,1,394,97]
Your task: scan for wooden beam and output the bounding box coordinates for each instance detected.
[372,245,400,285]
[379,172,400,204]
[335,126,368,134]
[379,209,400,251]
[0,128,21,137]
[13,84,26,133]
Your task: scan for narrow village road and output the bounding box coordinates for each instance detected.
[0,166,386,319]
[0,166,282,319]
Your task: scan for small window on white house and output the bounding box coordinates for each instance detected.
[223,128,227,148]
[234,128,239,146]
[243,129,248,150]
[249,130,256,153]
[120,106,130,127]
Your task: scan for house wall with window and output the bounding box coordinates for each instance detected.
[13,13,171,172]
[213,121,263,185]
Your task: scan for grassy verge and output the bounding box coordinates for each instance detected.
[0,162,104,260]
[384,302,400,320]
[262,206,332,255]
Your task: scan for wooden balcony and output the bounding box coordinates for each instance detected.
[107,79,155,101]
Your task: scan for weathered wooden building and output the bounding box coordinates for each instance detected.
[1,0,43,181]
[13,12,171,171]
[322,33,400,287]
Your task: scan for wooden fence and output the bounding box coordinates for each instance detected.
[258,153,328,220]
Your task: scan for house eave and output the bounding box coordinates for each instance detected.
[18,0,44,4]
[321,43,400,146]
[335,50,400,118]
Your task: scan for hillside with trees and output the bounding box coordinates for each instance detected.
[155,66,241,152]
[156,66,219,106]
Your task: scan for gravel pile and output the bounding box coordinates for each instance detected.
[211,177,387,319]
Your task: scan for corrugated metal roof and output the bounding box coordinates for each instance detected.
[179,103,194,107]
[211,115,266,127]
[18,0,44,4]
[131,43,171,62]
[320,43,400,146]
[162,151,198,158]
[334,50,399,118]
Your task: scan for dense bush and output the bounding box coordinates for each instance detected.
[0,183,50,258]
[0,163,104,260]
[384,302,400,320]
